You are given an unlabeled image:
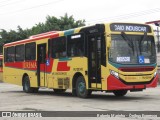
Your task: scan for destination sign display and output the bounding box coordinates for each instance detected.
[110,23,151,32]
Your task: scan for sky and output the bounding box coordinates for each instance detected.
[0,0,160,31]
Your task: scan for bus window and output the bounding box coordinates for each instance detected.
[67,33,84,57]
[0,59,2,67]
[15,45,25,61]
[6,46,15,62]
[4,49,7,62]
[25,42,36,60]
[52,36,66,58]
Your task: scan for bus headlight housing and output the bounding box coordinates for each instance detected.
[154,71,157,77]
[110,70,119,79]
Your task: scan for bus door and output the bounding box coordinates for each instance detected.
[37,43,46,87]
[88,34,102,88]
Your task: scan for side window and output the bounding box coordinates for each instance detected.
[15,45,25,61]
[67,33,84,57]
[25,42,36,60]
[4,48,7,62]
[52,36,66,58]
[48,39,52,58]
[0,59,2,67]
[6,46,15,62]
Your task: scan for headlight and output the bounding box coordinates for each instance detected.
[110,70,119,79]
[154,71,157,77]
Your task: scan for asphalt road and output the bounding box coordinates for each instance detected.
[0,82,160,120]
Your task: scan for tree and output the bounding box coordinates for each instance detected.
[0,13,85,54]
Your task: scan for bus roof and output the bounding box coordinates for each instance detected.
[4,22,152,47]
[29,31,59,39]
[4,31,59,47]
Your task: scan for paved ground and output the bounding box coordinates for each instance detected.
[0,83,160,120]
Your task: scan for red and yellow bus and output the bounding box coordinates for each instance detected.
[3,23,158,98]
[0,55,3,81]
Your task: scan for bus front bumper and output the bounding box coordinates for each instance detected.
[107,74,159,91]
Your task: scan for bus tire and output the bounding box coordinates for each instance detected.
[23,76,33,93]
[76,76,90,98]
[53,89,66,93]
[72,89,77,96]
[113,90,128,97]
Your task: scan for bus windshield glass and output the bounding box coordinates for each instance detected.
[109,34,156,64]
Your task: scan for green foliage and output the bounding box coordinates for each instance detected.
[0,13,85,54]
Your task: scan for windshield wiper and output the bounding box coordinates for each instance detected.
[121,32,134,54]
[139,32,147,54]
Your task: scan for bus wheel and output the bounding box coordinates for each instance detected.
[23,76,33,93]
[113,90,128,97]
[76,76,90,98]
[53,89,66,93]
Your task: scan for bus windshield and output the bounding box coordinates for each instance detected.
[109,34,156,64]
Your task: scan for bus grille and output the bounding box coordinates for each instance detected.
[119,67,154,72]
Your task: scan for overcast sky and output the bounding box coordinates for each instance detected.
[0,0,160,31]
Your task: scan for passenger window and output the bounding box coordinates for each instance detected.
[4,48,7,62]
[15,45,25,61]
[67,33,84,57]
[0,60,2,67]
[25,42,36,60]
[6,46,15,62]
[52,36,66,58]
